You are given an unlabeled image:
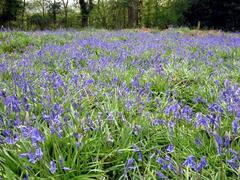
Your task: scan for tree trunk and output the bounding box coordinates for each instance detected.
[42,0,45,17]
[79,0,87,27]
[79,0,93,27]
[137,0,142,26]
[64,9,68,27]
[53,0,56,28]
[82,14,88,27]
[61,0,68,28]
[128,0,138,28]
[21,0,25,29]
[123,8,126,28]
[128,2,134,27]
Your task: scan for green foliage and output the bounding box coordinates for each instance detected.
[47,0,62,27]
[0,29,239,179]
[0,31,74,54]
[0,0,239,30]
[89,0,128,29]
[0,32,32,53]
[142,0,189,28]
[0,0,23,26]
[28,14,50,30]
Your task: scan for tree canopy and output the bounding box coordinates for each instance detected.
[0,0,239,31]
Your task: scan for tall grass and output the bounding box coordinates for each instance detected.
[0,29,239,179]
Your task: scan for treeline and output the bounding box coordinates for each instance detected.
[0,0,239,31]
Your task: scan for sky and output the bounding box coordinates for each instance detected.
[66,0,75,5]
[26,0,76,6]
[25,0,79,13]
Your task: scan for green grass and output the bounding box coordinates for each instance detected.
[0,29,239,179]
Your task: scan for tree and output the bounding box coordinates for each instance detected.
[0,1,4,22]
[21,0,26,29]
[61,0,69,28]
[48,0,61,28]
[28,13,49,30]
[79,0,94,27]
[127,0,139,28]
[0,0,23,27]
[185,0,240,31]
[96,0,107,27]
[26,0,50,29]
[35,0,47,17]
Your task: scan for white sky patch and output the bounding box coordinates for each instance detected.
[26,0,76,6]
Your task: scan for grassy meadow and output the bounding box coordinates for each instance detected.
[0,29,239,179]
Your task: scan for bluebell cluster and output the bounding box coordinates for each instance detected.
[0,30,239,178]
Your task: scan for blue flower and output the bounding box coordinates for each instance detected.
[156,157,168,170]
[31,128,45,144]
[213,132,222,155]
[168,163,177,174]
[28,152,36,164]
[87,118,95,130]
[224,79,230,88]
[60,159,71,171]
[23,174,29,180]
[133,124,141,136]
[87,78,94,84]
[195,137,202,148]
[165,103,181,118]
[208,103,223,114]
[232,118,239,136]
[168,121,175,139]
[181,105,193,122]
[35,147,43,160]
[62,167,71,171]
[151,119,166,126]
[119,112,126,123]
[195,113,208,129]
[156,171,166,179]
[19,153,28,158]
[224,135,230,147]
[229,148,238,157]
[156,157,165,165]
[6,136,15,145]
[227,157,239,170]
[126,158,134,169]
[166,144,174,153]
[0,115,4,127]
[50,160,57,174]
[20,151,37,163]
[183,155,196,171]
[124,158,135,177]
[107,132,114,143]
[196,156,207,172]
[133,144,142,161]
